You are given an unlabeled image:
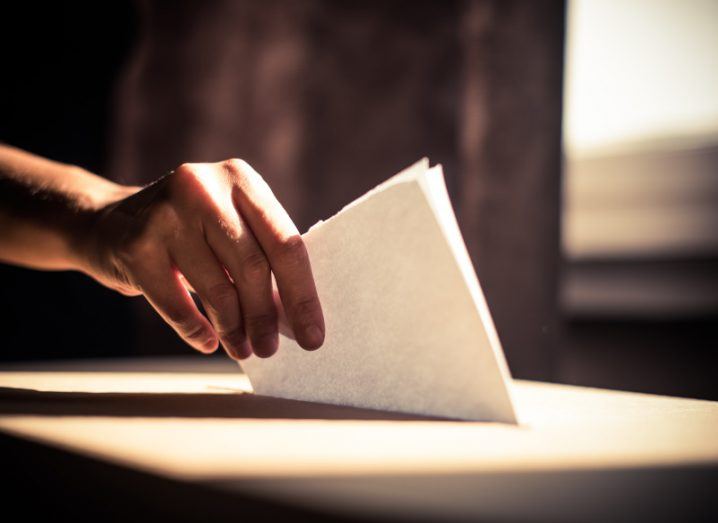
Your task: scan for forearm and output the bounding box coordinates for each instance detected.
[0,151,323,358]
[0,144,136,271]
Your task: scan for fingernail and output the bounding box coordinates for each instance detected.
[225,339,252,361]
[200,336,218,353]
[252,333,278,358]
[302,324,324,350]
[223,330,250,360]
[234,340,253,360]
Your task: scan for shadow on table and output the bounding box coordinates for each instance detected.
[0,387,450,421]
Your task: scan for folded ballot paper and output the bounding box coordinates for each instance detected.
[240,159,517,423]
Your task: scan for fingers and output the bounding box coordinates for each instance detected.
[135,252,219,355]
[223,159,325,350]
[171,237,252,361]
[206,215,279,358]
[111,159,323,360]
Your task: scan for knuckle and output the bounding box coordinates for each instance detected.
[170,163,206,195]
[273,235,308,267]
[173,162,197,179]
[240,250,270,282]
[222,158,250,177]
[182,321,211,343]
[222,158,267,189]
[204,282,238,312]
[217,325,245,344]
[168,310,202,337]
[245,312,278,335]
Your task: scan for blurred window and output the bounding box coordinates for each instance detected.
[562,0,718,317]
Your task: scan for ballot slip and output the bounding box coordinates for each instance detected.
[240,159,518,423]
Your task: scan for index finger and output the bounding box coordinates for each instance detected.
[221,159,325,350]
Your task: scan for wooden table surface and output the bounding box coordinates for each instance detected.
[1,356,716,521]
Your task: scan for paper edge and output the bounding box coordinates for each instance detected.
[305,158,430,236]
[417,165,519,424]
[246,158,519,424]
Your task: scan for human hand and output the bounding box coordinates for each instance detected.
[84,159,324,360]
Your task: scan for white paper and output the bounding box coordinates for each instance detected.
[240,159,517,423]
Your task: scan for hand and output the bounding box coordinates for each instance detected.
[84,159,324,360]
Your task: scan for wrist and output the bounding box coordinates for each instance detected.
[64,167,140,275]
[0,145,140,274]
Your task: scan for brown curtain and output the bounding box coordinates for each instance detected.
[109,0,565,380]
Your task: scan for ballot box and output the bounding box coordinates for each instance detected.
[1,356,716,521]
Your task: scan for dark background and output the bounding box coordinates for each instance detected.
[1,1,716,400]
[1,2,142,360]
